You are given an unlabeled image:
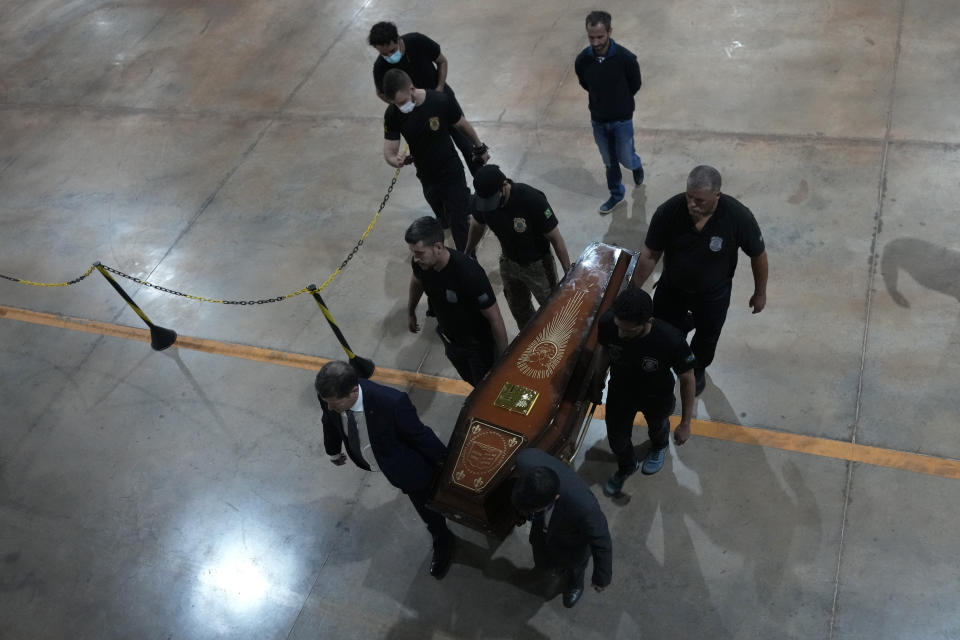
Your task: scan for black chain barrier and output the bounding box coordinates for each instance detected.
[1,164,402,303]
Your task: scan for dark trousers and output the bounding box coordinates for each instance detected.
[422,178,470,252]
[438,328,496,386]
[406,486,451,542]
[530,526,589,589]
[653,280,732,370]
[605,385,675,472]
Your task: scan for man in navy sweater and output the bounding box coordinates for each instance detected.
[574,11,645,215]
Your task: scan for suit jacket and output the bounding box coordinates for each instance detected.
[514,448,613,587]
[320,379,446,493]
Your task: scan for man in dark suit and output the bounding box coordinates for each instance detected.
[315,361,454,579]
[512,448,613,608]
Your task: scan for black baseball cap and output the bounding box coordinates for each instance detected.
[473,164,507,212]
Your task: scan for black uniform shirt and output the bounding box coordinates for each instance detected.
[373,32,442,94]
[645,193,765,294]
[598,311,696,396]
[471,182,559,265]
[384,90,463,184]
[412,249,496,346]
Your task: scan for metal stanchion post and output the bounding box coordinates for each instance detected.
[94,262,177,351]
[307,284,375,378]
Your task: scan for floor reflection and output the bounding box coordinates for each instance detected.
[197,551,270,611]
[191,533,302,630]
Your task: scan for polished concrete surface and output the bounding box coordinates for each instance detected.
[1,1,959,638]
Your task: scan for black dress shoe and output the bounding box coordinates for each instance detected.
[429,538,454,580]
[562,586,584,608]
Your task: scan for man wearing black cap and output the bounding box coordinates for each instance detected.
[596,288,696,496]
[512,448,612,609]
[465,165,572,329]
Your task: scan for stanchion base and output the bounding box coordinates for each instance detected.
[349,356,375,379]
[150,325,178,351]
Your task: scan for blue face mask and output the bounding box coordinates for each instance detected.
[382,50,402,64]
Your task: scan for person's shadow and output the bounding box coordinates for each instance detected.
[538,166,604,200]
[878,236,960,453]
[881,237,960,307]
[578,377,822,636]
[602,184,648,251]
[381,534,554,640]
[323,483,552,639]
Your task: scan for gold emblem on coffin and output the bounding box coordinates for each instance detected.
[516,289,587,379]
[494,382,539,415]
[451,419,525,493]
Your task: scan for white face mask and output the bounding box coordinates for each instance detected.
[398,99,415,114]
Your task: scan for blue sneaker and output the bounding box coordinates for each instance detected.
[598,196,625,215]
[641,447,666,475]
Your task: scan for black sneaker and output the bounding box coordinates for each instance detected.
[603,460,640,496]
[632,166,645,186]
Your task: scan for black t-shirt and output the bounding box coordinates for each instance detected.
[645,193,765,294]
[373,33,442,94]
[471,182,559,265]
[384,90,463,184]
[598,312,696,395]
[412,249,497,346]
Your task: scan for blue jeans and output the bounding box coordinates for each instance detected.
[591,119,643,199]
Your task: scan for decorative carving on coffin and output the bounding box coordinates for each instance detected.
[451,419,525,493]
[429,243,633,536]
[516,289,587,379]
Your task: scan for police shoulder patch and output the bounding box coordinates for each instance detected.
[544,208,553,219]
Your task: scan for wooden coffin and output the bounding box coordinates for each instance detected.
[429,242,633,536]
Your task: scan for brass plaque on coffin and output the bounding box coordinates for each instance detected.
[451,419,525,493]
[493,382,539,415]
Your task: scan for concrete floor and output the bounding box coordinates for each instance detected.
[1,0,959,638]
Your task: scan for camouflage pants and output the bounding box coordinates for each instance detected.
[499,253,558,329]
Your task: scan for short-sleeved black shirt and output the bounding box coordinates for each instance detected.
[645,193,765,294]
[471,182,559,265]
[373,33,442,94]
[412,249,497,346]
[598,311,696,396]
[384,90,463,184]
